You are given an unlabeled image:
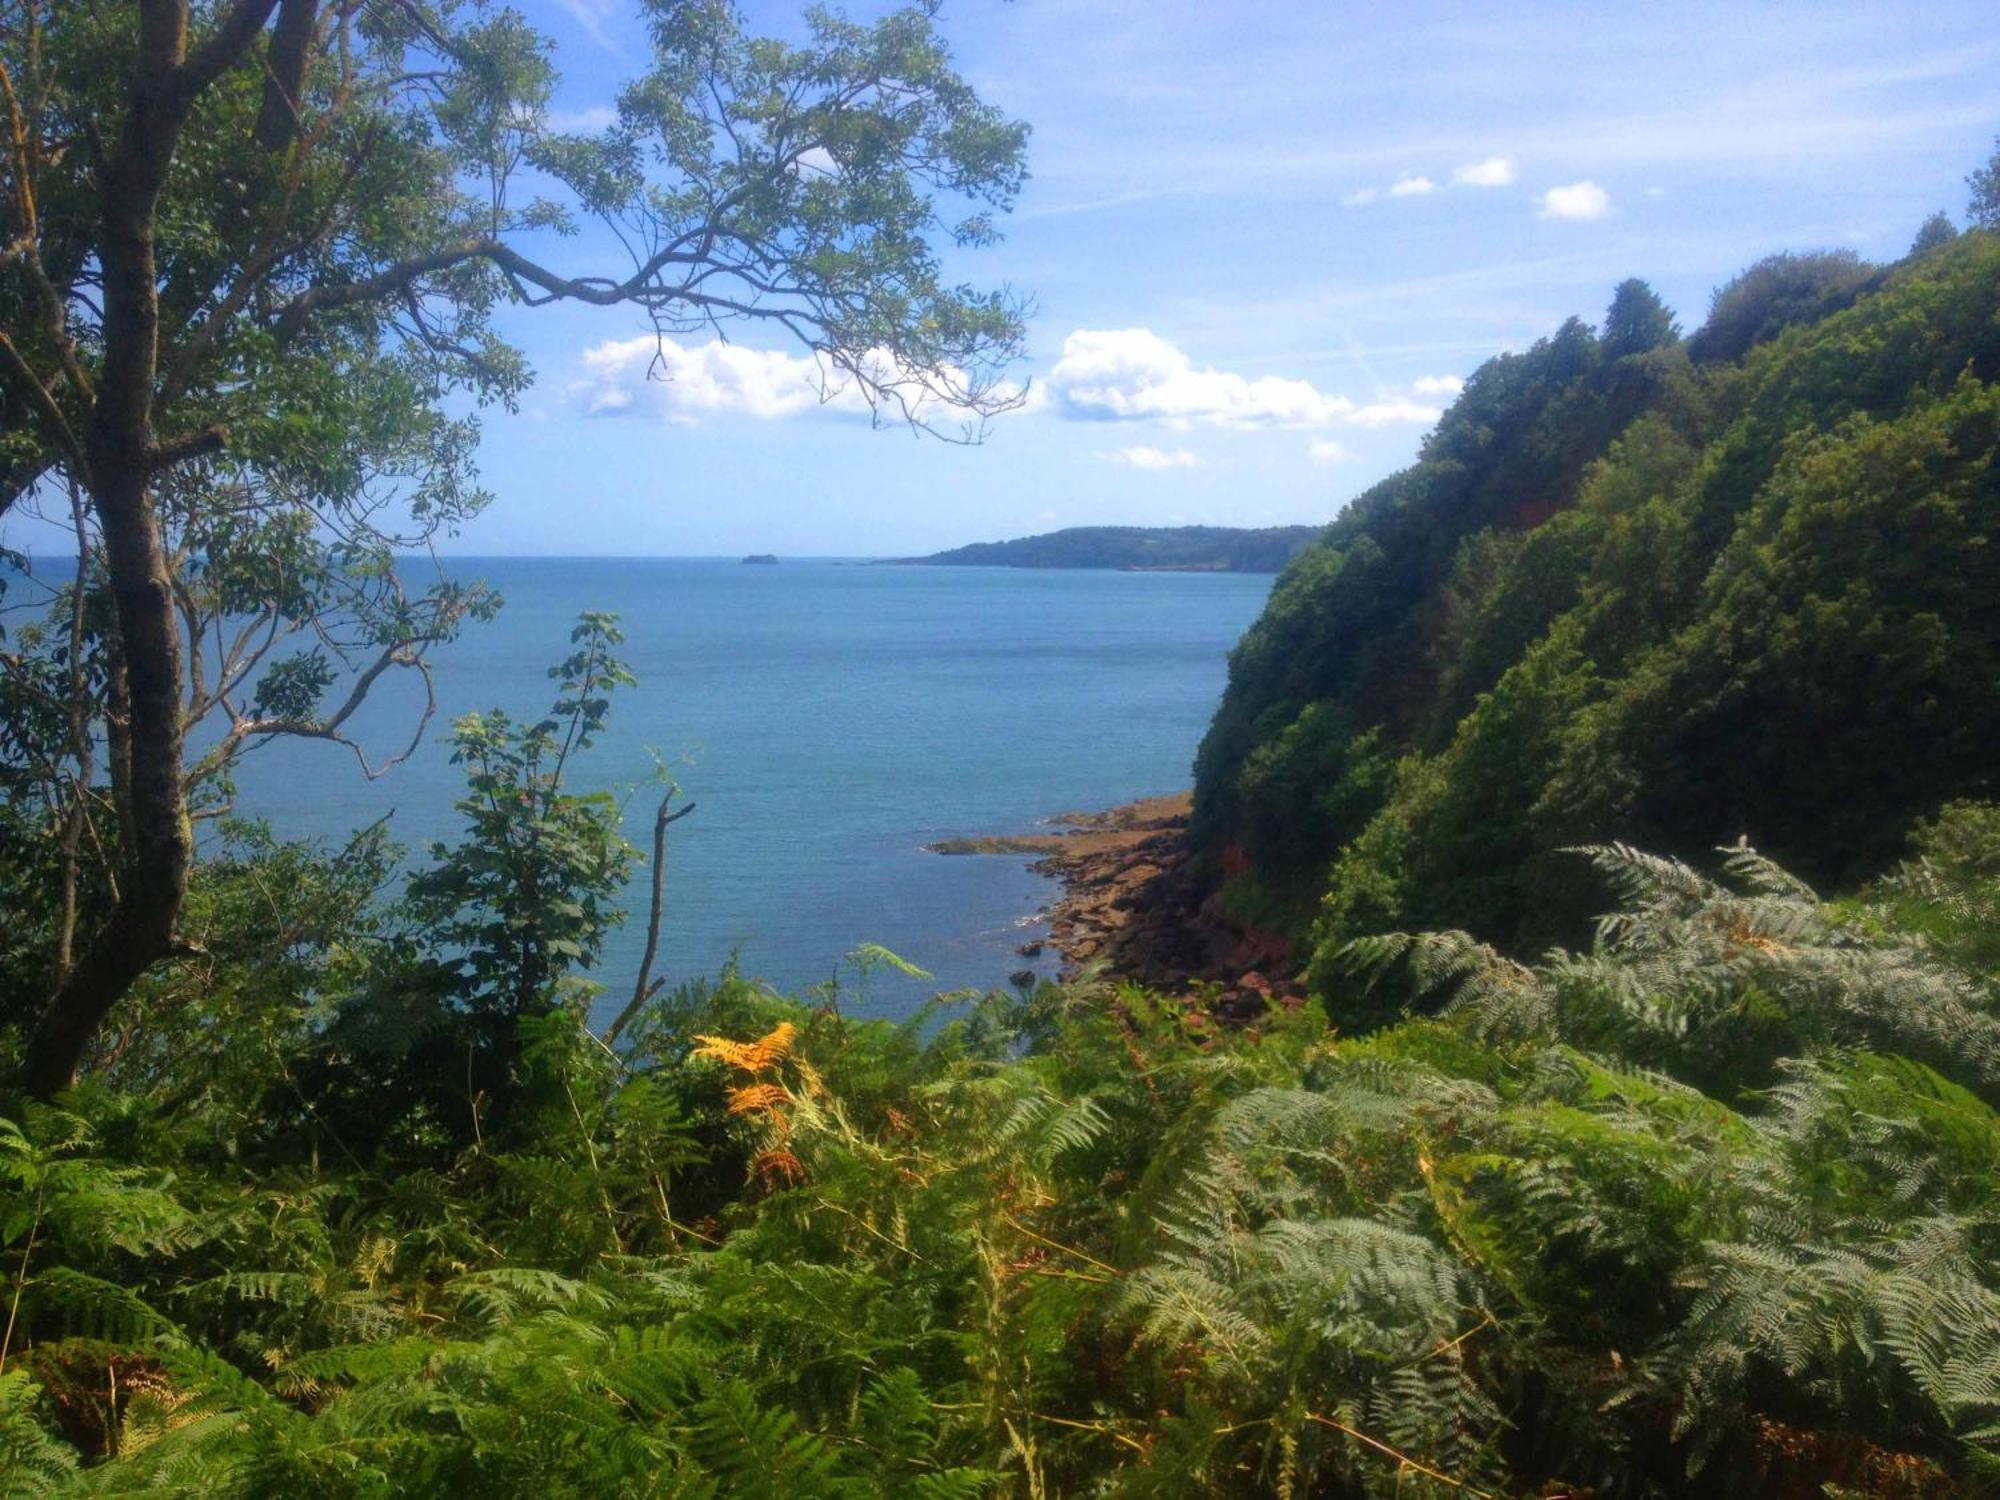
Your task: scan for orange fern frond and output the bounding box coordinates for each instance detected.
[727,1082,792,1117]
[750,1148,806,1186]
[743,1021,797,1071]
[690,1021,797,1075]
[691,1034,765,1072]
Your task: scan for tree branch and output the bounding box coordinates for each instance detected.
[182,0,285,98]
[606,793,696,1045]
[0,329,82,467]
[149,424,227,472]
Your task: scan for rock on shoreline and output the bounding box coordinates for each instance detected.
[932,792,1307,1019]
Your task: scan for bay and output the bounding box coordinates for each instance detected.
[215,558,1273,1023]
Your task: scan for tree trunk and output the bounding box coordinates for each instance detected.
[22,5,198,1096]
[23,469,192,1096]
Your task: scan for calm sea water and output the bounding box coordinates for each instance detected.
[211,559,1270,1023]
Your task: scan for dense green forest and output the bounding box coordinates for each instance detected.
[1193,218,2000,1006]
[883,525,1320,573]
[4,0,2000,1491]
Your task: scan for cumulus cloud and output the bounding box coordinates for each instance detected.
[1307,439,1353,466]
[1538,180,1612,220]
[1047,329,1441,430]
[1412,374,1465,397]
[1345,173,1435,205]
[576,335,1017,427]
[1100,444,1204,470]
[1351,160,1512,203]
[1451,156,1518,188]
[578,336,868,423]
[1348,398,1445,426]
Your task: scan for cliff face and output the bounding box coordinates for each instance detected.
[883,524,1319,572]
[1190,236,2000,1003]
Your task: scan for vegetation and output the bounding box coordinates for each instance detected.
[885,525,1321,572]
[1,4,1996,1492]
[1192,184,2000,997]
[2,607,1999,1495]
[0,0,1029,1096]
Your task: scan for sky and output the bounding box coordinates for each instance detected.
[17,1,2000,558]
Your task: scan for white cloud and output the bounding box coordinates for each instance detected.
[1345,399,1444,427]
[1347,162,1508,207]
[1346,174,1435,205]
[792,145,839,177]
[1412,374,1465,397]
[580,336,862,422]
[1451,156,1518,188]
[1035,510,1059,522]
[1100,444,1204,470]
[1047,328,1441,430]
[555,0,618,52]
[1538,180,1612,220]
[1307,439,1352,466]
[575,336,1014,427]
[546,104,617,133]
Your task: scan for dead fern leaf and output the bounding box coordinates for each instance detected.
[690,1021,797,1075]
[750,1148,807,1186]
[727,1082,792,1117]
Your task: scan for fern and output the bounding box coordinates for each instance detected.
[682,1378,855,1498]
[0,1369,76,1496]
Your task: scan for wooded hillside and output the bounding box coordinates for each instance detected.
[885,524,1320,572]
[1192,230,2000,1008]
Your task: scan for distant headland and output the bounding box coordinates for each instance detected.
[876,524,1320,573]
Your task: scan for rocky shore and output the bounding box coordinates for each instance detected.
[931,793,1308,1019]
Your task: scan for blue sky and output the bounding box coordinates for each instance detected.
[22,1,2000,559]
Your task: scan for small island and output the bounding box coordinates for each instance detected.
[741,553,779,565]
[877,523,1319,573]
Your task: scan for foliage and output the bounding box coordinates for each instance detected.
[0,0,1031,1094]
[404,612,638,1021]
[0,47,1993,1499]
[1684,249,1876,364]
[1971,137,2000,231]
[896,524,1322,573]
[2,801,1998,1494]
[0,611,1996,1494]
[1190,194,2000,1017]
[20,544,2000,1500]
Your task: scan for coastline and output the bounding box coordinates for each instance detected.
[931,793,1307,1017]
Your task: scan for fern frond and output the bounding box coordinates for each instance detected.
[691,1022,797,1076]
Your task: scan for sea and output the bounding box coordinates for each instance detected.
[207,559,1271,1024]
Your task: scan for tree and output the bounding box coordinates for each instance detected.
[1911,211,1959,256]
[1600,277,1678,360]
[0,0,1028,1095]
[1969,136,2000,230]
[1686,250,1873,364]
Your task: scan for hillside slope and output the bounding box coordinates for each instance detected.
[1190,234,2000,1010]
[883,524,1318,572]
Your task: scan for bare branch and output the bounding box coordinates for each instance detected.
[606,792,697,1045]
